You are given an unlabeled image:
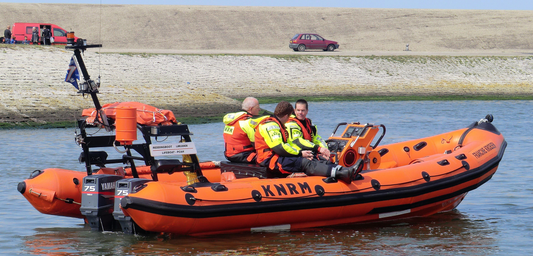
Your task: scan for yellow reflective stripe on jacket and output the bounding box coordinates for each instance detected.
[223,111,248,125]
[285,119,328,150]
[290,137,318,151]
[242,115,268,142]
[312,133,328,150]
[286,121,305,141]
[257,120,300,156]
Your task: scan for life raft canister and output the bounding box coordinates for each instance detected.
[115,107,137,145]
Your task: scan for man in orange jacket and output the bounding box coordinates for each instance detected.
[254,101,357,183]
[223,97,266,163]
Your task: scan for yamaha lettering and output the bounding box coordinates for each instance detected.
[101,182,116,191]
[261,182,313,197]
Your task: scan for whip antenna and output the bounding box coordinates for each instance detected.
[98,0,102,87]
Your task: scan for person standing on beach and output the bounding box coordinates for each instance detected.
[223,97,267,163]
[285,99,330,160]
[4,25,11,44]
[31,27,39,45]
[41,27,51,45]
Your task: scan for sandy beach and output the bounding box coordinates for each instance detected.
[1,4,532,124]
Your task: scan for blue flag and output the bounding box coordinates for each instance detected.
[65,56,80,89]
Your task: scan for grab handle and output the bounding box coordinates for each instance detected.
[371,125,386,149]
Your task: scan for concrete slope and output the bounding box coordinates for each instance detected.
[1,46,532,124]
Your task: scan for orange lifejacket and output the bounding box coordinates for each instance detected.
[288,117,314,141]
[254,116,288,169]
[223,113,253,158]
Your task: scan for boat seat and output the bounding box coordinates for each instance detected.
[220,161,268,179]
[152,159,193,174]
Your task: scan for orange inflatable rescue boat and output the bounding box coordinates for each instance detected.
[118,116,506,235]
[17,36,507,236]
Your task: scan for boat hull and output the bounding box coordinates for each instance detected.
[122,163,500,236]
[123,192,470,236]
[120,122,506,235]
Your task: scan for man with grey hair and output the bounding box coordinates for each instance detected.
[223,97,266,163]
[241,97,260,116]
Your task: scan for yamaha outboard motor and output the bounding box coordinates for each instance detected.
[80,174,123,231]
[113,178,151,234]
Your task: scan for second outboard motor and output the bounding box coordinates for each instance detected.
[113,178,151,234]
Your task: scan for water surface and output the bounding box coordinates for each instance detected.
[1,100,531,255]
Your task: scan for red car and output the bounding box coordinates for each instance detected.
[289,33,339,52]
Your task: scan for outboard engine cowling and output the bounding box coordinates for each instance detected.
[80,174,123,231]
[113,178,151,234]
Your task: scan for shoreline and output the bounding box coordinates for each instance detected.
[1,46,533,128]
[1,94,532,129]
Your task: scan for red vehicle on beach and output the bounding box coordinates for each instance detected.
[289,33,339,52]
[11,22,77,45]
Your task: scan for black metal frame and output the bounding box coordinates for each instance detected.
[67,44,206,182]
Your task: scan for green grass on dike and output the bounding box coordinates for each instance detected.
[0,121,77,129]
[0,115,227,129]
